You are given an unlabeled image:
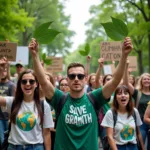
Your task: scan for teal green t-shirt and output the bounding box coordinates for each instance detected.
[50,88,108,150]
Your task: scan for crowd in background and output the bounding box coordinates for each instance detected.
[0,37,150,150]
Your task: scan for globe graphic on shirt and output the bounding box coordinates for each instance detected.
[16,112,36,131]
[120,125,134,140]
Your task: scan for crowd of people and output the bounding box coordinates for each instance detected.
[0,37,149,150]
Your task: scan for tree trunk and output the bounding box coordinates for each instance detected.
[148,33,150,72]
[137,50,143,74]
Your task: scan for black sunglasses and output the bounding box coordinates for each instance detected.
[21,79,36,85]
[68,74,85,80]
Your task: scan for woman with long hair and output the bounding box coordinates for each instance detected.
[101,85,144,150]
[0,58,53,150]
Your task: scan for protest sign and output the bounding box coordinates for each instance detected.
[100,41,122,61]
[46,57,63,74]
[0,42,17,61]
[103,64,115,75]
[128,56,137,71]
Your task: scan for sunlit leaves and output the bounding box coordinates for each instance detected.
[79,43,90,56]
[42,53,52,65]
[33,22,60,44]
[101,17,128,41]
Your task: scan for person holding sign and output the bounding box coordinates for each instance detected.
[29,37,133,150]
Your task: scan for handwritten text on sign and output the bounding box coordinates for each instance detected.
[46,57,63,73]
[100,41,122,61]
[0,42,17,61]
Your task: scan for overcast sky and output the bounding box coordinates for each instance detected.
[64,0,100,51]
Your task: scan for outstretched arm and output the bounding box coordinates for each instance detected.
[122,60,135,95]
[28,38,55,100]
[85,55,91,77]
[95,58,104,88]
[102,37,133,99]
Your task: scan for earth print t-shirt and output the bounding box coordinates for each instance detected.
[5,97,54,145]
[101,108,142,145]
[50,88,109,150]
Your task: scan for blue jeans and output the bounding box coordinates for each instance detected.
[8,143,44,150]
[140,120,149,149]
[0,119,8,144]
[117,143,138,150]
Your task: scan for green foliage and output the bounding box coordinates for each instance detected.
[79,43,90,56]
[85,0,150,74]
[101,17,128,41]
[0,0,34,41]
[18,0,74,56]
[42,53,52,65]
[33,21,60,44]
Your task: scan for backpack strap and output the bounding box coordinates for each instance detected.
[132,109,139,132]
[135,91,141,108]
[111,109,117,127]
[40,100,44,113]
[86,92,99,115]
[55,93,68,128]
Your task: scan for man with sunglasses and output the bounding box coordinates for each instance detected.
[29,37,133,150]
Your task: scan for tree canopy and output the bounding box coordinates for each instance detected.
[0,0,34,41]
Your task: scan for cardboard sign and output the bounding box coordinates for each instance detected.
[100,41,122,61]
[46,57,63,74]
[0,42,17,61]
[128,56,137,71]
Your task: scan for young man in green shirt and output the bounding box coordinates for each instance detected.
[29,37,133,150]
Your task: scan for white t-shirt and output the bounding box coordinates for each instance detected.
[101,108,142,145]
[5,97,54,145]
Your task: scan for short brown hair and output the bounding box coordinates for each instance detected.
[112,85,134,118]
[45,72,55,87]
[67,62,85,75]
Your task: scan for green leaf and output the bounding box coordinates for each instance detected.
[33,22,60,44]
[101,17,128,41]
[78,43,90,56]
[44,58,52,65]
[111,17,128,37]
[42,53,46,61]
[79,50,88,56]
[85,43,90,54]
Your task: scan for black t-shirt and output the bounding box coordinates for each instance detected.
[133,89,150,119]
[0,81,15,120]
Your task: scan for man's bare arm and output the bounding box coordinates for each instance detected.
[102,37,133,99]
[28,39,55,100]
